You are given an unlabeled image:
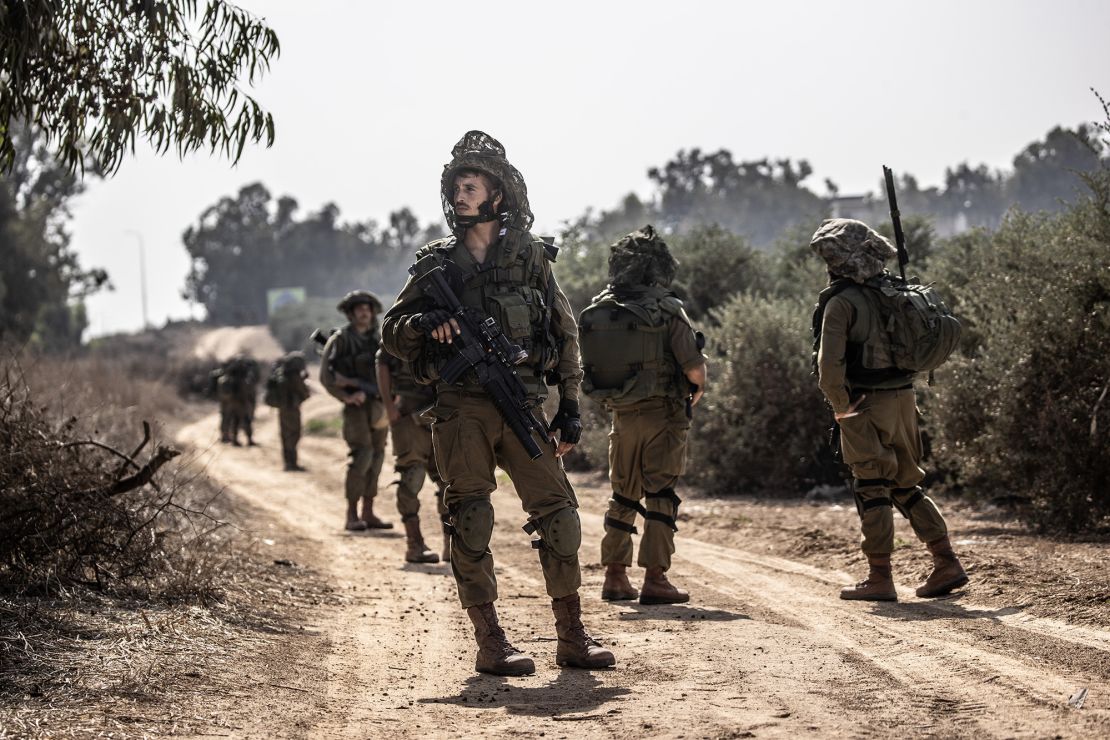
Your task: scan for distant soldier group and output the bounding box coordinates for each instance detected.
[211,354,260,446]
[210,130,970,678]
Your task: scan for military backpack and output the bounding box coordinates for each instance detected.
[812,272,962,377]
[578,287,686,409]
[263,359,286,407]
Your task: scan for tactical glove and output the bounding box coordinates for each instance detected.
[416,309,453,336]
[548,398,582,445]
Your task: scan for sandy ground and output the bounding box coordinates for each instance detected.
[171,380,1110,740]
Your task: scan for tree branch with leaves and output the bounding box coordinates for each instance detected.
[0,0,279,174]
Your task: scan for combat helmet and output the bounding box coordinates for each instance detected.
[283,351,307,373]
[608,225,678,288]
[337,290,383,315]
[440,130,533,236]
[809,218,896,284]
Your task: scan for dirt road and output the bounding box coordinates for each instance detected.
[177,387,1109,738]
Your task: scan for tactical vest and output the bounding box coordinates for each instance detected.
[332,324,379,382]
[412,229,558,395]
[382,351,434,405]
[578,286,687,408]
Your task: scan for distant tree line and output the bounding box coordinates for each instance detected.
[181,183,444,325]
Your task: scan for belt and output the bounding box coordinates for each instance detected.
[851,384,913,393]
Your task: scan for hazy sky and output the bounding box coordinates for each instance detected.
[69,0,1110,336]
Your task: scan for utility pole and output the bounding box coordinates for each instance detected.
[124,230,149,330]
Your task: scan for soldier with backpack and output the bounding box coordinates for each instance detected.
[265,351,311,471]
[581,226,708,605]
[810,217,968,601]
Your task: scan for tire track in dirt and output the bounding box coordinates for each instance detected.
[176,380,1109,738]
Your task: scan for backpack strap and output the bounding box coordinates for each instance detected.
[811,278,856,375]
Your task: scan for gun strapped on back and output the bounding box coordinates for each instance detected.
[882,165,910,280]
[411,257,547,460]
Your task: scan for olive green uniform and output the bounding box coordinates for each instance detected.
[382,229,584,609]
[321,325,388,506]
[592,293,706,571]
[275,355,310,469]
[376,349,448,522]
[217,358,258,444]
[818,286,949,554]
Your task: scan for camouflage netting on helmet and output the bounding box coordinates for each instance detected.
[809,218,897,284]
[337,290,383,314]
[608,225,679,288]
[283,351,306,373]
[440,130,533,235]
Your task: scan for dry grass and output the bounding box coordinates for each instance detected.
[0,342,331,738]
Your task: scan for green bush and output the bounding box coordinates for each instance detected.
[687,293,836,496]
[928,197,1110,532]
[268,298,341,355]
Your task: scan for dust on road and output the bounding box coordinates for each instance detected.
[176,383,1110,739]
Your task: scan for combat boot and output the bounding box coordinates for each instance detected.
[345,501,367,532]
[551,593,616,669]
[601,563,639,601]
[640,566,689,605]
[840,554,897,601]
[402,515,439,563]
[359,496,393,529]
[916,536,969,598]
[465,603,535,676]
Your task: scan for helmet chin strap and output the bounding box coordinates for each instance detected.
[454,198,503,228]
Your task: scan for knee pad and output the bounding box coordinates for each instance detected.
[531,507,582,560]
[891,486,925,519]
[453,499,494,555]
[398,464,427,496]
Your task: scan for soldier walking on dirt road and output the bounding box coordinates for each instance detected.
[321,291,393,532]
[265,351,311,471]
[217,353,259,446]
[382,131,615,676]
[811,218,969,601]
[580,226,708,606]
[376,348,447,563]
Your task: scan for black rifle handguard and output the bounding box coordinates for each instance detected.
[411,258,547,460]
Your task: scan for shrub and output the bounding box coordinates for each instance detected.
[688,293,836,496]
[268,297,340,355]
[928,196,1110,532]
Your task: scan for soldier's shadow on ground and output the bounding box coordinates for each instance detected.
[418,669,632,717]
[400,562,453,575]
[869,593,1025,622]
[614,603,751,622]
[334,530,404,540]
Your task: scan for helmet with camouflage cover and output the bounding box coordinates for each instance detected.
[809,218,896,284]
[282,351,307,374]
[440,130,533,236]
[608,225,678,288]
[336,290,383,315]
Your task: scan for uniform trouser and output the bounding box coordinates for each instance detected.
[431,392,581,608]
[279,405,302,465]
[600,397,689,571]
[343,401,388,505]
[222,399,253,441]
[838,388,948,555]
[389,411,448,519]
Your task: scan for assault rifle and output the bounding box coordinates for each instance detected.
[411,256,547,460]
[310,328,380,399]
[882,165,910,280]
